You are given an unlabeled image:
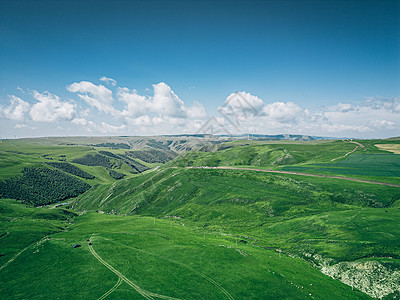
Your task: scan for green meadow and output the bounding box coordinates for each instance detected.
[0,210,368,299]
[1,136,399,298]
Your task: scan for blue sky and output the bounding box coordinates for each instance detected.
[1,0,399,138]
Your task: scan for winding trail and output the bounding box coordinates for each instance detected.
[100,180,119,206]
[188,167,400,188]
[98,277,122,300]
[331,139,366,161]
[102,237,235,300]
[0,238,42,271]
[89,244,180,300]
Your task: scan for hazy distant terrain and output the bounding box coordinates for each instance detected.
[1,135,399,299]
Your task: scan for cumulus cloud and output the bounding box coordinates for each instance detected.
[151,82,187,118]
[15,124,36,130]
[0,95,30,121]
[214,91,400,138]
[363,97,400,113]
[219,91,263,118]
[65,80,208,135]
[71,118,88,126]
[118,82,206,120]
[117,87,149,117]
[100,76,117,86]
[187,101,207,118]
[67,81,118,115]
[262,101,303,123]
[87,121,126,133]
[2,79,399,139]
[370,120,395,129]
[337,102,354,112]
[30,91,75,122]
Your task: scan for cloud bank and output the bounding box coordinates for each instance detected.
[0,78,399,138]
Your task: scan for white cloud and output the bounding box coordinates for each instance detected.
[2,80,399,139]
[187,101,207,118]
[0,95,30,121]
[220,91,263,118]
[29,91,75,122]
[262,101,303,123]
[127,115,152,126]
[118,82,206,120]
[100,76,117,86]
[337,102,354,112]
[319,123,371,133]
[152,82,187,118]
[71,118,88,126]
[370,120,395,129]
[15,124,36,130]
[117,87,149,117]
[87,121,126,133]
[67,81,118,115]
[212,92,399,138]
[16,86,26,94]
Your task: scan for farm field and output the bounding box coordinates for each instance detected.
[0,136,400,298]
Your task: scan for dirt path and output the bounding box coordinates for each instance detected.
[98,277,122,300]
[189,167,400,188]
[89,244,180,300]
[100,180,119,206]
[331,139,366,161]
[102,236,234,300]
[0,238,44,271]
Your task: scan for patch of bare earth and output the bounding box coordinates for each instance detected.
[375,144,400,154]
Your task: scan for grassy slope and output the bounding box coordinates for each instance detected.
[0,139,158,186]
[73,168,400,262]
[0,210,368,299]
[0,199,76,268]
[172,139,400,184]
[2,137,400,298]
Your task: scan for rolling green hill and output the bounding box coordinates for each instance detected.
[0,209,369,299]
[1,136,400,298]
[172,139,400,184]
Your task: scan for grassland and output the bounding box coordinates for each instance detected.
[0,208,369,299]
[0,198,76,269]
[73,168,400,261]
[1,136,400,298]
[172,139,400,184]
